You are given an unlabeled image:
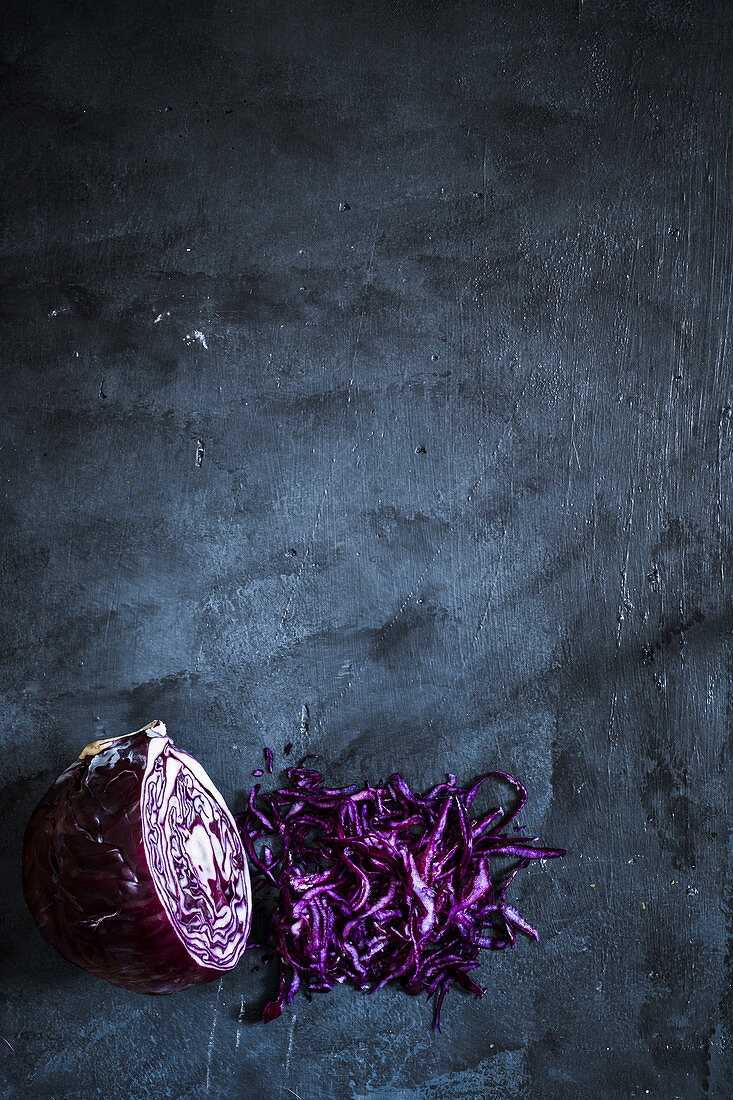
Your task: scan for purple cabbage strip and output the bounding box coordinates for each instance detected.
[236,767,564,1029]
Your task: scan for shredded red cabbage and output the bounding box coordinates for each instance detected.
[236,766,564,1029]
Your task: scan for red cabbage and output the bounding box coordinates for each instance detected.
[237,766,564,1029]
[23,721,252,994]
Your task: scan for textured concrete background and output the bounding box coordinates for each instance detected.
[1,1,731,1097]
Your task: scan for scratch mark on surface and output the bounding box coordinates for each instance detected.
[205,977,223,1094]
[570,412,582,471]
[1,1036,15,1053]
[468,535,507,650]
[284,1011,297,1077]
[716,405,731,586]
[235,995,244,1051]
[607,689,618,763]
[616,483,636,648]
[406,528,509,736]
[196,439,205,468]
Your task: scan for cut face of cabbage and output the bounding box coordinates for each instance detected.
[142,736,251,971]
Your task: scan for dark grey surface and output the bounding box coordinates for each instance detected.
[1,1,731,1097]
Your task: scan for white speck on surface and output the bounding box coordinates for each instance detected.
[196,439,205,468]
[184,330,209,348]
[153,311,170,324]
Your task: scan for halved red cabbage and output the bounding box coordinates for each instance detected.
[237,765,564,1029]
[23,721,251,993]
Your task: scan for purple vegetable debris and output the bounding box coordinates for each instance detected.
[264,747,274,774]
[23,721,252,993]
[236,766,564,1029]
